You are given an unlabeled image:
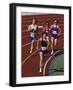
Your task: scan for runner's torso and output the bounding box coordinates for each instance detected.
[30,24,37,37]
[43,26,49,33]
[41,38,48,47]
[51,25,59,35]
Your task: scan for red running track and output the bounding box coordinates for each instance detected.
[21,14,64,77]
[21,34,64,77]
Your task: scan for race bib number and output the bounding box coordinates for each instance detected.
[30,33,35,37]
[41,47,47,51]
[52,31,57,34]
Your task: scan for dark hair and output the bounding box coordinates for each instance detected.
[45,22,49,24]
[54,20,57,23]
[42,32,47,36]
[32,18,37,24]
[45,22,49,27]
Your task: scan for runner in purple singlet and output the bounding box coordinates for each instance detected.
[50,20,61,54]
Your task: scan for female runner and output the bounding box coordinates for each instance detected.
[42,22,50,47]
[37,32,49,72]
[28,18,43,53]
[50,20,61,54]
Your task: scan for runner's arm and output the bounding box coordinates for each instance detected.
[36,39,40,50]
[28,25,31,31]
[36,38,41,50]
[49,25,53,30]
[46,37,50,49]
[38,26,43,28]
[58,25,61,35]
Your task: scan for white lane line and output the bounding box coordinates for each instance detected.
[43,50,61,76]
[22,37,64,47]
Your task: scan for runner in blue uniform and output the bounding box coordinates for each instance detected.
[28,19,43,53]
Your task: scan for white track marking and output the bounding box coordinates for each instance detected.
[22,36,64,47]
[22,39,38,47]
[22,50,38,65]
[43,50,61,76]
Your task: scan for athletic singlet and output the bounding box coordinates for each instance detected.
[41,39,48,47]
[51,25,59,35]
[30,24,37,37]
[43,26,49,33]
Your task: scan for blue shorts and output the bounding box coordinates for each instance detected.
[29,36,36,42]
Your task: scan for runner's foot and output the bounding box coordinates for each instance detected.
[30,50,32,53]
[39,68,42,72]
[51,50,54,54]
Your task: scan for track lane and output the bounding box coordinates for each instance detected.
[22,38,63,77]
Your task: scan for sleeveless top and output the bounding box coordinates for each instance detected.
[43,26,49,33]
[51,25,59,35]
[30,24,37,37]
[41,38,48,47]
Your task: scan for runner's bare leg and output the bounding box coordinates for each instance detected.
[39,52,43,72]
[30,40,34,53]
[51,37,54,54]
